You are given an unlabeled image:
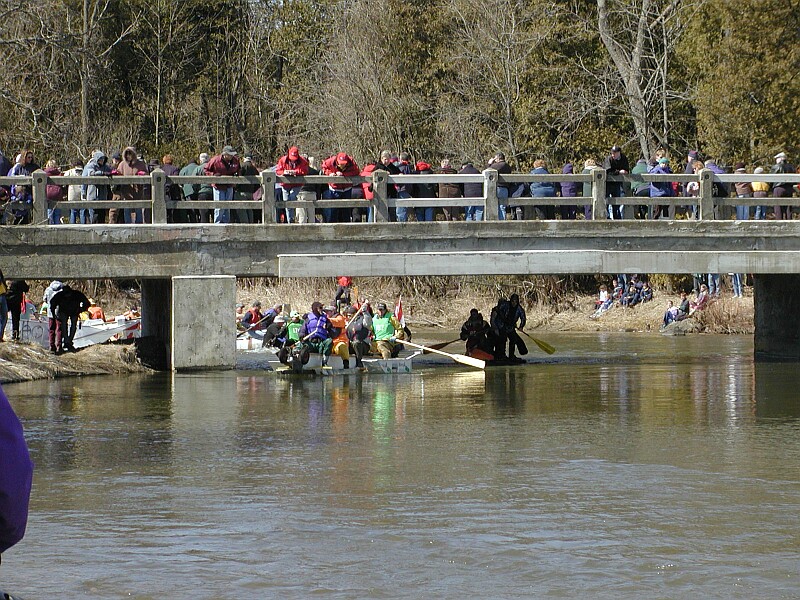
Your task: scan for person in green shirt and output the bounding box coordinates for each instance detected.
[371,302,404,359]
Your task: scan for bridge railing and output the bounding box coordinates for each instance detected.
[4,168,800,224]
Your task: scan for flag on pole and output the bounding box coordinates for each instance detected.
[394,295,405,328]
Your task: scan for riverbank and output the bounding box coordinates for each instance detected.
[0,341,151,384]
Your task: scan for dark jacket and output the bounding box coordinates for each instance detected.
[49,285,90,320]
[603,153,630,196]
[0,387,33,554]
[438,166,461,199]
[459,163,482,198]
[529,167,556,197]
[6,280,29,306]
[488,160,512,190]
[560,164,577,197]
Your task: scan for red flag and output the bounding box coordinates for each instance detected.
[394,296,405,328]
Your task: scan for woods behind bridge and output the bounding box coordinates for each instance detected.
[0,0,797,169]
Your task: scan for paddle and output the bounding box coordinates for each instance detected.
[237,312,274,338]
[518,329,555,355]
[401,339,485,370]
[425,337,461,352]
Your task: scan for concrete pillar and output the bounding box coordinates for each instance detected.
[754,274,800,362]
[171,275,237,371]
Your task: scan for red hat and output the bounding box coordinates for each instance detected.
[336,152,349,165]
[416,161,431,171]
[288,146,300,160]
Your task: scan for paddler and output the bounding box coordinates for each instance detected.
[372,301,404,359]
[325,305,352,369]
[345,304,372,368]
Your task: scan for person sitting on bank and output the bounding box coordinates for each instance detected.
[325,305,352,369]
[620,284,640,308]
[677,291,690,317]
[689,284,709,314]
[662,300,680,327]
[640,281,654,303]
[372,302,404,359]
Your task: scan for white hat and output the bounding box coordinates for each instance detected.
[775,152,787,160]
[199,152,209,163]
[754,167,765,174]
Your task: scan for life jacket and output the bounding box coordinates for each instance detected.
[304,311,330,340]
[328,314,349,344]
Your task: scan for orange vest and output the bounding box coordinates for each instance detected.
[329,314,349,344]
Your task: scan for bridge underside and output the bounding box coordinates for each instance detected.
[5,221,800,366]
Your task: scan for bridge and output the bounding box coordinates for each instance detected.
[2,169,800,369]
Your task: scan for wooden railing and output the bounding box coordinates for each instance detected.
[2,168,800,225]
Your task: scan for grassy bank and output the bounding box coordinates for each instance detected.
[0,342,151,384]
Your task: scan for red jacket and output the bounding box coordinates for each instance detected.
[360,163,378,200]
[204,154,240,190]
[276,155,310,189]
[322,154,360,191]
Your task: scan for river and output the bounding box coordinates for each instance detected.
[2,333,799,598]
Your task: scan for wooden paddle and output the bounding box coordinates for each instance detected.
[401,339,485,370]
[236,312,274,338]
[518,329,555,355]
[425,337,461,352]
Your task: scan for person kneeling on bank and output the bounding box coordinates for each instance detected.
[372,302,404,359]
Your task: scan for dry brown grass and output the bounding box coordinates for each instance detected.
[0,341,150,384]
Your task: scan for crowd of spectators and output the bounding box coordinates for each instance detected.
[1,144,798,225]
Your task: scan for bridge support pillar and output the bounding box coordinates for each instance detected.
[170,275,236,371]
[754,274,800,361]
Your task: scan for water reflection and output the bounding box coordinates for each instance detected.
[4,335,800,598]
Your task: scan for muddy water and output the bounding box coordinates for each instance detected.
[3,333,799,598]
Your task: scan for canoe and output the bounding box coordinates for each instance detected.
[6,316,141,348]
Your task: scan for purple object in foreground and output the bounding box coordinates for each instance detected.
[0,384,33,555]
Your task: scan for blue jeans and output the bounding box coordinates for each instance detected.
[497,187,508,220]
[607,192,623,219]
[213,187,234,223]
[731,273,743,297]
[281,187,299,223]
[707,273,720,296]
[466,206,483,221]
[322,188,352,223]
[0,295,7,339]
[48,208,62,224]
[415,207,434,222]
[736,194,751,220]
[395,191,411,222]
[70,208,94,224]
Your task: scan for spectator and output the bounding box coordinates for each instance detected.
[276,146,310,224]
[487,152,511,220]
[580,158,597,219]
[363,151,400,223]
[236,156,258,224]
[620,283,639,308]
[459,161,483,221]
[631,157,650,219]
[79,150,111,224]
[161,155,185,223]
[413,160,436,222]
[43,159,64,224]
[394,152,414,222]
[640,281,653,302]
[770,151,794,220]
[7,185,32,225]
[662,300,680,327]
[178,154,202,224]
[733,162,752,221]
[752,166,769,220]
[689,284,709,314]
[704,158,729,219]
[116,147,148,224]
[559,162,578,220]
[603,145,629,219]
[438,159,461,221]
[649,157,673,219]
[205,146,241,224]
[529,159,556,220]
[321,152,359,223]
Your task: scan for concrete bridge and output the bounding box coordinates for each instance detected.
[2,169,800,370]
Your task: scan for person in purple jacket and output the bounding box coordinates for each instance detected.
[559,162,578,220]
[0,384,33,560]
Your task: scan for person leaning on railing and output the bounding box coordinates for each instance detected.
[116,147,148,225]
[204,146,241,225]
